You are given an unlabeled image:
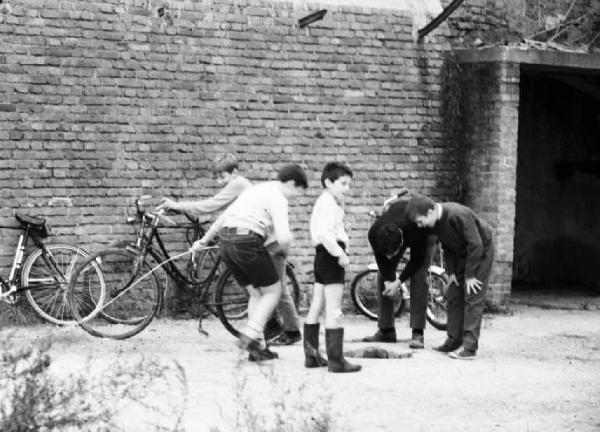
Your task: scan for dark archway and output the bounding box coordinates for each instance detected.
[513,66,600,294]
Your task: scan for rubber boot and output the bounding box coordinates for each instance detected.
[303,323,328,368]
[325,328,361,373]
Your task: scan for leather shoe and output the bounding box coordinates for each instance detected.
[433,340,462,353]
[362,328,396,343]
[409,334,424,349]
[269,331,302,346]
[249,347,279,362]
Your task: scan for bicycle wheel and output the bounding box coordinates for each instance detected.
[22,243,105,326]
[425,270,448,331]
[350,269,404,321]
[214,264,300,338]
[68,247,161,339]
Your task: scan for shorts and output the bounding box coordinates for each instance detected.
[219,227,279,289]
[313,242,346,285]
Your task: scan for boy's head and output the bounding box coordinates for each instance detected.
[321,162,353,199]
[213,153,239,185]
[277,164,308,199]
[375,223,404,259]
[406,195,437,228]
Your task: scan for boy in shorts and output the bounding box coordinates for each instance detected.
[193,164,308,360]
[304,162,361,373]
[160,154,303,346]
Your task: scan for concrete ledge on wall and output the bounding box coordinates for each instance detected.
[451,47,600,72]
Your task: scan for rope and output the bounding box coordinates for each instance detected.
[97,246,219,313]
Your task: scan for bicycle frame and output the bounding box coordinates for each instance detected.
[0,224,39,299]
[1,222,78,308]
[127,203,223,304]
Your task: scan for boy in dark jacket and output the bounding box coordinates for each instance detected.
[407,195,494,360]
[362,191,436,349]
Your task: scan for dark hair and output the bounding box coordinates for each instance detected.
[406,195,435,220]
[320,162,353,188]
[277,164,308,189]
[375,223,404,256]
[213,153,239,174]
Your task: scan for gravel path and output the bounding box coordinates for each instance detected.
[2,305,599,431]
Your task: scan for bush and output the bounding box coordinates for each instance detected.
[0,335,187,432]
[217,355,332,432]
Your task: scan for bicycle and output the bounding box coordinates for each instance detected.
[350,258,448,330]
[0,213,105,325]
[67,196,300,340]
[349,209,448,330]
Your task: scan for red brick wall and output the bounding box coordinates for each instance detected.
[0,0,460,310]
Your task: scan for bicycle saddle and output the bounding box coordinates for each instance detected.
[15,213,46,227]
[15,213,51,237]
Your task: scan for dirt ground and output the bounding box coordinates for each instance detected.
[2,295,600,432]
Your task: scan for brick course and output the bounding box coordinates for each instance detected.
[1,0,513,310]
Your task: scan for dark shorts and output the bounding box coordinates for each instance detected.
[219,227,279,289]
[314,243,346,285]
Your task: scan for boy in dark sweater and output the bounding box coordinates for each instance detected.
[406,195,494,360]
[362,192,437,349]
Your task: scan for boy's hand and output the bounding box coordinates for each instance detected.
[465,277,482,295]
[337,253,350,270]
[382,280,401,297]
[156,197,176,212]
[191,239,208,252]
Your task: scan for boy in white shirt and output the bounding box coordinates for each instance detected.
[193,164,308,360]
[304,162,361,373]
[159,154,302,346]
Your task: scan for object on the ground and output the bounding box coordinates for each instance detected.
[344,346,413,359]
[298,9,327,29]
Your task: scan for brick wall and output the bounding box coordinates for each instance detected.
[459,60,519,304]
[0,0,462,311]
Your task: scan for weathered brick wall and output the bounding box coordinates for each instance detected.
[443,55,520,304]
[0,0,459,311]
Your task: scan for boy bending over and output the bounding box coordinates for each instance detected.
[407,195,494,360]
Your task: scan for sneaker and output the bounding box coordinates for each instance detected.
[409,334,424,349]
[448,348,476,360]
[249,347,279,362]
[269,331,301,346]
[362,328,396,343]
[433,340,462,353]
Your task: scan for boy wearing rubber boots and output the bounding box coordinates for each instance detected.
[304,162,361,373]
[407,195,494,360]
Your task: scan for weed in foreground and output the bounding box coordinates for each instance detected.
[0,335,188,432]
[215,353,333,432]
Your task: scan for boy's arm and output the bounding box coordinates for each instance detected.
[455,214,484,279]
[399,230,434,282]
[193,211,226,249]
[184,178,247,215]
[269,196,293,255]
[314,209,346,258]
[368,224,403,282]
